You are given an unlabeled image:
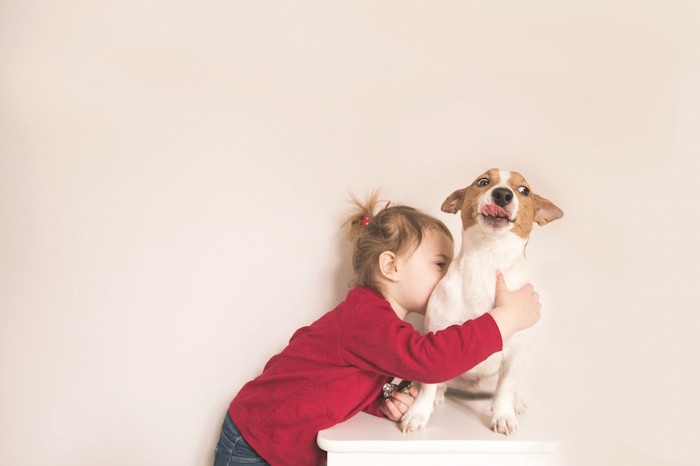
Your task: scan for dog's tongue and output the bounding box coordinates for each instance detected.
[482,204,510,218]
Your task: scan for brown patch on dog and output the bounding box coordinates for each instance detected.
[507,171,564,239]
[442,168,502,230]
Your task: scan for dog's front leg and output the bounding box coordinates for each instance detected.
[400,382,439,433]
[491,348,528,436]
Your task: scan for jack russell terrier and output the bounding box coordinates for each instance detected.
[400,168,563,436]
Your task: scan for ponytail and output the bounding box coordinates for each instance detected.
[344,191,381,241]
[343,193,453,293]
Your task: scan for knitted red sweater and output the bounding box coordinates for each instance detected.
[229,286,502,465]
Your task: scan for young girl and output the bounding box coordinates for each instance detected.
[214,196,541,466]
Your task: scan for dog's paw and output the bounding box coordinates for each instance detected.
[514,396,527,416]
[400,412,429,433]
[434,387,446,406]
[400,401,433,433]
[491,413,519,436]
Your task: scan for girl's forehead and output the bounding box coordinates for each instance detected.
[420,229,454,253]
[429,227,454,243]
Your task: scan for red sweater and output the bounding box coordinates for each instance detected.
[229,286,503,465]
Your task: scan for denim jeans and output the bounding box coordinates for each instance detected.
[214,412,270,466]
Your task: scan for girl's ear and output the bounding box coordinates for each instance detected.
[378,251,400,282]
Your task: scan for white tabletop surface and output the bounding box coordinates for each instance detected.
[318,394,565,455]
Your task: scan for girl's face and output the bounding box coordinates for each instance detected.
[389,229,454,319]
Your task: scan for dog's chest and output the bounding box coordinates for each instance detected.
[425,235,528,333]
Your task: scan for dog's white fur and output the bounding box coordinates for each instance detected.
[400,169,563,436]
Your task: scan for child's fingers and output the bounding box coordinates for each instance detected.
[495,270,507,291]
[391,391,415,408]
[391,386,418,409]
[382,398,402,421]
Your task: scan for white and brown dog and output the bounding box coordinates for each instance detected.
[400,168,563,436]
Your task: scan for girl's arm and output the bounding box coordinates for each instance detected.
[339,275,540,383]
[338,307,502,384]
[362,395,386,418]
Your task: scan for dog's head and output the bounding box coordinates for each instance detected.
[442,168,563,239]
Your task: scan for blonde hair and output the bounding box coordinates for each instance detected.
[344,192,453,293]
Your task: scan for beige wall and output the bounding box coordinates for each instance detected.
[2,1,699,465]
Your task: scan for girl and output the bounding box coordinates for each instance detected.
[214,196,541,465]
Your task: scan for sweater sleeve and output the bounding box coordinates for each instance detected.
[362,395,386,418]
[338,304,503,384]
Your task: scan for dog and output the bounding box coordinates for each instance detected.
[400,168,563,436]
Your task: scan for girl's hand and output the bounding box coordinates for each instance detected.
[380,384,418,422]
[489,270,542,342]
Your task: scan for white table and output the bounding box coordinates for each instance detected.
[317,395,566,466]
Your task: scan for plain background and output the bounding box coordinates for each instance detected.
[2,1,699,465]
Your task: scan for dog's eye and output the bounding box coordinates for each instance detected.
[518,186,530,196]
[477,178,490,187]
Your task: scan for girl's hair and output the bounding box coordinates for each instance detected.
[344,192,454,293]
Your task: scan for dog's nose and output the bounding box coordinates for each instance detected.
[492,188,513,207]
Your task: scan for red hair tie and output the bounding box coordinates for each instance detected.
[361,201,390,230]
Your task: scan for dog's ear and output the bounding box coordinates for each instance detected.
[533,194,564,226]
[442,188,466,214]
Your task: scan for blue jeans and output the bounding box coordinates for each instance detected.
[214,412,269,466]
